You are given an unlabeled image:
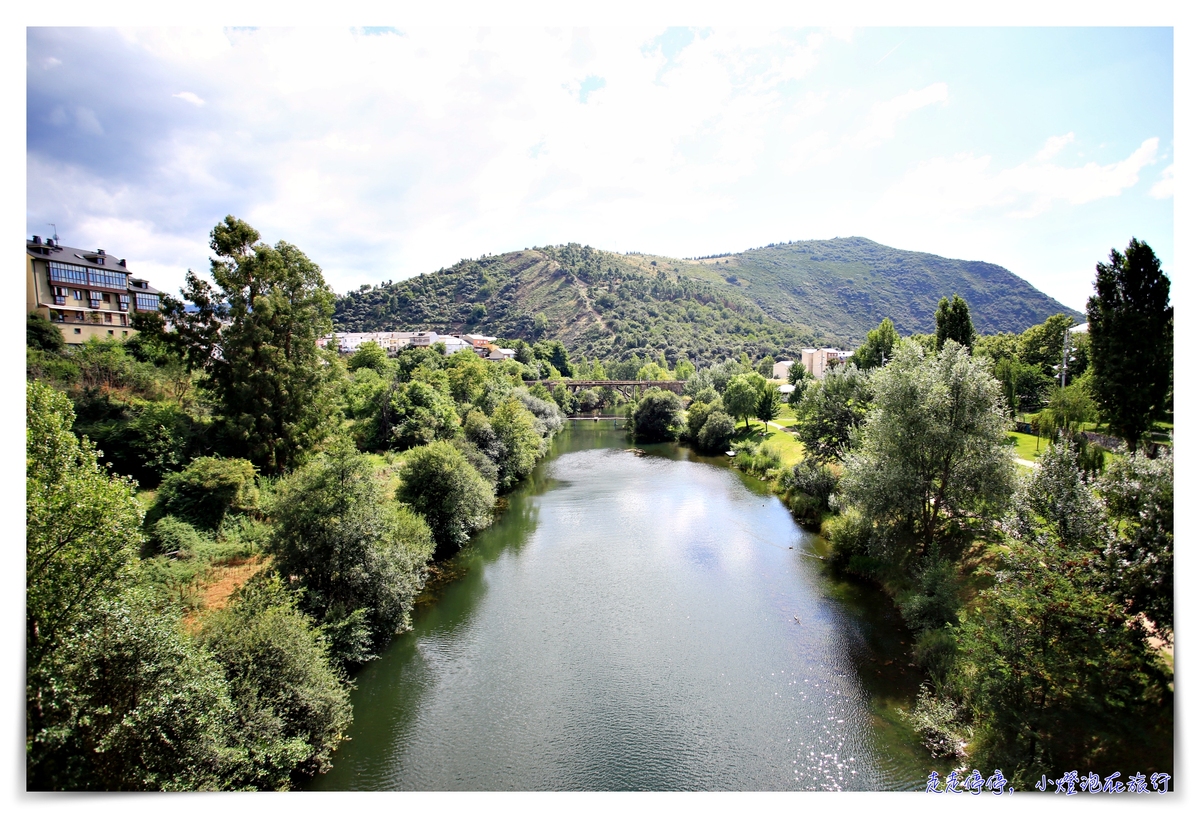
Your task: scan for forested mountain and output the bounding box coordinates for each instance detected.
[333,238,1081,366]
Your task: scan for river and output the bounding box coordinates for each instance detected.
[308,424,932,791]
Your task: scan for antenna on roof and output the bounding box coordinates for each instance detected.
[48,223,59,242]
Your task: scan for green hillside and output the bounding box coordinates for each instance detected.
[333,238,1081,366]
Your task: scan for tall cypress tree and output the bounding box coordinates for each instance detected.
[1085,238,1172,451]
[935,294,975,351]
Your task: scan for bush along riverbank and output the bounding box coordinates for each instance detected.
[628,333,1172,788]
[25,218,568,790]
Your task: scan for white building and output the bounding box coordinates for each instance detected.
[772,360,794,380]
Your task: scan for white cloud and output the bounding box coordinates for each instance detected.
[172,91,206,106]
[1149,163,1174,199]
[852,82,948,148]
[875,136,1160,222]
[1035,132,1074,161]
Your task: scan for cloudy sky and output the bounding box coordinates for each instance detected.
[26,25,1173,312]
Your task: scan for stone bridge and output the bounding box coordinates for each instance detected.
[523,380,686,401]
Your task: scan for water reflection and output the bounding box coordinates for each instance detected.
[309,426,930,791]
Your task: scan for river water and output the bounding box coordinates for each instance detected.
[308,425,932,791]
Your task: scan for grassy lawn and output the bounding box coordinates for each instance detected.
[773,405,799,429]
[732,421,807,469]
[1007,431,1044,462]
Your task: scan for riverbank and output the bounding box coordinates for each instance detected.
[308,426,931,790]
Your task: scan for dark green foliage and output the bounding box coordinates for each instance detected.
[935,294,975,351]
[347,340,390,373]
[685,398,719,441]
[953,537,1170,786]
[630,388,684,442]
[898,557,960,633]
[849,317,899,370]
[268,446,436,664]
[150,456,259,532]
[27,311,65,353]
[26,381,142,669]
[27,592,238,791]
[396,441,496,557]
[200,574,353,787]
[755,381,782,430]
[490,396,546,488]
[1086,238,1173,450]
[1016,313,1076,377]
[792,363,871,462]
[779,457,838,524]
[722,372,763,429]
[383,378,460,451]
[697,411,736,453]
[78,399,201,486]
[153,217,336,473]
[150,515,211,556]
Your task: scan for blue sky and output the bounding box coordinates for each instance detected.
[26,25,1174,313]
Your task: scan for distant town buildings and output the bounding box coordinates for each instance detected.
[26,235,161,344]
[320,330,515,360]
[774,349,854,381]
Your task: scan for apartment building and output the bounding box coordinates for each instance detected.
[26,235,161,344]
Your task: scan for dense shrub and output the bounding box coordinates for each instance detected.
[150,457,259,531]
[396,441,495,558]
[697,411,736,453]
[200,574,352,788]
[269,446,436,665]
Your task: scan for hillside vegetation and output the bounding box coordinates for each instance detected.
[334,238,1080,365]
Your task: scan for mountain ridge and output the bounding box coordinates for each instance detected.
[333,237,1081,366]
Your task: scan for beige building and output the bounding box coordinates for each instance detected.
[27,235,161,344]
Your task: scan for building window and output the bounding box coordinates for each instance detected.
[52,286,67,306]
[118,294,129,311]
[135,293,160,311]
[73,328,81,335]
[104,313,113,324]
[102,292,111,303]
[48,261,90,286]
[120,314,128,326]
[75,311,85,322]
[74,290,83,300]
[50,311,64,323]
[122,331,128,337]
[89,291,103,308]
[107,330,114,336]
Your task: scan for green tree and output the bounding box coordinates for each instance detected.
[1086,238,1173,450]
[755,382,782,431]
[952,444,1170,784]
[200,574,353,788]
[850,317,899,370]
[268,446,435,663]
[490,396,545,488]
[347,341,390,374]
[839,341,1014,560]
[28,591,238,791]
[148,456,258,532]
[630,388,684,441]
[1016,313,1075,378]
[722,373,763,430]
[396,441,495,557]
[27,311,65,353]
[1099,447,1174,634]
[1042,380,1098,436]
[935,294,975,351]
[152,217,336,473]
[697,411,737,453]
[26,381,142,669]
[384,378,460,451]
[792,363,871,462]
